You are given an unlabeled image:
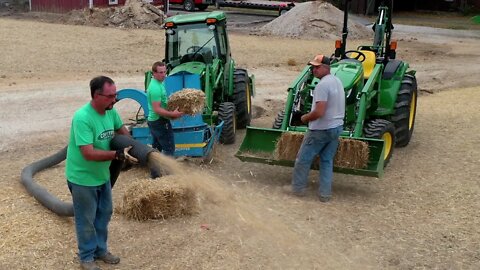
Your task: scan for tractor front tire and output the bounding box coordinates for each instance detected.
[392,74,417,147]
[364,119,396,166]
[272,110,285,129]
[231,69,252,129]
[218,102,236,144]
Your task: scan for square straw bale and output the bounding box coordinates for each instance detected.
[117,176,197,221]
[273,132,370,169]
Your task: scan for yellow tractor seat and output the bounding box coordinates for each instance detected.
[351,50,376,79]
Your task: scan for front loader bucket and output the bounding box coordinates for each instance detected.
[235,127,385,177]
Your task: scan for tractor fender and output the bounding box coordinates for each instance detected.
[227,59,236,97]
[382,60,403,80]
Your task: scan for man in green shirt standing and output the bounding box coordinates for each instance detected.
[66,76,136,270]
[147,61,183,178]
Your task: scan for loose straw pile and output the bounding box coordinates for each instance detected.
[167,88,205,115]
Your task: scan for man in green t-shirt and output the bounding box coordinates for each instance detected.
[66,76,136,270]
[147,61,183,178]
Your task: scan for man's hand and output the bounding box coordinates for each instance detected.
[301,114,309,124]
[115,146,138,164]
[170,108,184,119]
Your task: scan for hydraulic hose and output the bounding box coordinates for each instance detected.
[20,135,156,217]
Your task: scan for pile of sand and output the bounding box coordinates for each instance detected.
[259,1,370,40]
[67,0,165,29]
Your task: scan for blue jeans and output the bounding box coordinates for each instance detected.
[292,126,342,197]
[148,118,175,177]
[68,181,112,263]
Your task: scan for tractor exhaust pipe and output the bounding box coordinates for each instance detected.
[20,135,156,217]
[335,0,351,58]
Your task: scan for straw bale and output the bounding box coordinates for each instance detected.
[117,176,197,221]
[167,88,205,115]
[274,132,304,160]
[334,138,370,169]
[273,132,370,169]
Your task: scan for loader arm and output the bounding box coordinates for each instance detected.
[352,64,382,137]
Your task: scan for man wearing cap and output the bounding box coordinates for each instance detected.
[287,55,345,202]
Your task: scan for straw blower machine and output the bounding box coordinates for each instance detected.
[235,0,417,177]
[117,11,254,160]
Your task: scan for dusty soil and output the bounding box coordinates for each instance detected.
[1,13,480,270]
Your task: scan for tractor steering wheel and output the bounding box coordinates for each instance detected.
[344,50,366,62]
[186,46,202,54]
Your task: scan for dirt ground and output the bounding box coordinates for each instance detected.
[1,12,480,270]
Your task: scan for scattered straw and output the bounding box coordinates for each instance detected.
[117,176,197,221]
[273,132,370,169]
[167,88,205,115]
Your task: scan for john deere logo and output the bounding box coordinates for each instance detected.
[98,130,114,140]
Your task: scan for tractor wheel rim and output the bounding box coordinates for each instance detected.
[247,84,251,114]
[409,92,416,130]
[382,133,392,160]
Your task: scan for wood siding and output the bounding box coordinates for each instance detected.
[31,0,88,13]
[31,0,164,13]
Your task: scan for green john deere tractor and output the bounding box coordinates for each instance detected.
[157,11,254,144]
[235,0,417,177]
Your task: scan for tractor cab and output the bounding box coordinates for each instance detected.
[164,12,230,70]
[162,11,254,144]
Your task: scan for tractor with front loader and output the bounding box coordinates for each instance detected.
[117,11,254,160]
[235,0,417,177]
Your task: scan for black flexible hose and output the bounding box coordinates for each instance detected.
[110,135,156,166]
[20,147,74,216]
[20,135,156,217]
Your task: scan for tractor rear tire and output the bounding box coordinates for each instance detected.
[272,110,285,129]
[364,119,396,166]
[231,69,252,129]
[392,74,417,147]
[218,102,236,144]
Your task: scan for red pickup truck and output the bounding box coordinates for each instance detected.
[169,0,215,11]
[169,0,294,16]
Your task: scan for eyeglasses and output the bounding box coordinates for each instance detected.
[98,93,117,99]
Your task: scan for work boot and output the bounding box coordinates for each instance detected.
[96,252,120,264]
[317,195,331,203]
[282,185,306,197]
[80,261,101,270]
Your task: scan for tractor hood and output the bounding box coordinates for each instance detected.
[331,61,363,90]
[170,62,206,76]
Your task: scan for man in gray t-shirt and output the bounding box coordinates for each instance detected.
[308,73,345,130]
[285,55,345,202]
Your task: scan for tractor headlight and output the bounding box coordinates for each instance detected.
[166,29,175,35]
[208,25,216,30]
